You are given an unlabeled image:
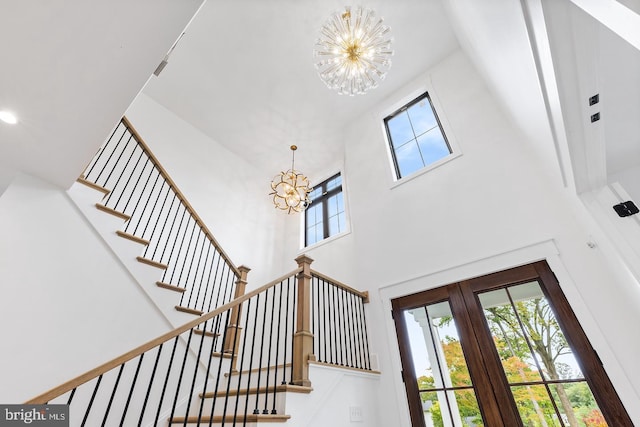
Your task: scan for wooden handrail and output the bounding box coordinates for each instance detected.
[121,116,239,277]
[310,269,369,302]
[26,267,303,404]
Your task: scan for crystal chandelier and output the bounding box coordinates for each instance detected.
[270,145,312,214]
[313,6,393,96]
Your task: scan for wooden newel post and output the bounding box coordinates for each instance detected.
[223,265,251,369]
[292,255,314,387]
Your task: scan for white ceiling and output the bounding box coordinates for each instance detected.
[3,0,638,198]
[142,0,460,178]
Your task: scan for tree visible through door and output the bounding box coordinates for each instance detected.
[392,261,633,427]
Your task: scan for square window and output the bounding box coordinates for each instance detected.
[305,173,346,246]
[384,92,452,179]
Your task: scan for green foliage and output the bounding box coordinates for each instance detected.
[416,295,603,427]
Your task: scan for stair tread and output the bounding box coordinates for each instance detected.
[76,177,110,194]
[156,281,186,293]
[194,328,219,337]
[95,203,130,221]
[137,256,168,270]
[200,384,312,398]
[116,230,149,246]
[175,305,204,316]
[170,413,291,424]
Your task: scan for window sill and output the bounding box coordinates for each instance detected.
[390,151,462,189]
[301,229,352,252]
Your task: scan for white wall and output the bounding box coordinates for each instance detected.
[0,173,171,403]
[611,166,640,204]
[125,94,290,287]
[290,50,640,424]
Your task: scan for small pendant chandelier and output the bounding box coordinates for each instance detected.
[270,145,312,214]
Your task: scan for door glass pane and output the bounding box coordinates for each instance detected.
[404,301,484,426]
[550,382,608,427]
[478,281,608,427]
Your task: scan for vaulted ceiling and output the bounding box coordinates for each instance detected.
[142,0,460,179]
[2,0,639,197]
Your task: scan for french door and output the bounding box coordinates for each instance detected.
[392,261,633,427]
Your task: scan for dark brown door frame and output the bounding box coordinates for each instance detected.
[392,260,634,426]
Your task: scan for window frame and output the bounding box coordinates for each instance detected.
[380,84,462,186]
[303,172,348,247]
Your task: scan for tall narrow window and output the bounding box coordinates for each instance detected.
[385,92,452,179]
[305,173,345,246]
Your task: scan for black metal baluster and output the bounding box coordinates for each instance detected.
[180,228,204,308]
[207,311,232,426]
[264,286,277,414]
[183,323,209,423]
[174,217,197,288]
[101,131,137,192]
[354,294,366,370]
[141,180,168,243]
[119,353,145,426]
[102,139,138,208]
[254,288,269,414]
[322,279,329,364]
[204,251,223,314]
[85,121,123,181]
[311,276,316,358]
[244,295,260,423]
[166,209,190,283]
[190,236,212,313]
[125,157,155,220]
[198,248,216,319]
[154,336,180,426]
[138,344,163,426]
[359,299,371,370]
[120,156,151,216]
[289,277,298,385]
[81,374,103,427]
[143,183,173,259]
[221,307,242,424]
[168,330,194,424]
[104,142,140,209]
[154,193,179,261]
[196,318,220,425]
[218,264,232,308]
[342,289,353,367]
[132,168,162,236]
[281,278,291,385]
[348,293,361,369]
[231,298,252,425]
[271,281,284,414]
[331,285,342,365]
[66,388,76,406]
[92,123,128,185]
[101,364,124,427]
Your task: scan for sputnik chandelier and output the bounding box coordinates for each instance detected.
[270,145,312,214]
[313,5,393,96]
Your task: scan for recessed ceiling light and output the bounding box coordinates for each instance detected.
[0,111,18,124]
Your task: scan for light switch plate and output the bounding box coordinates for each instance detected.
[349,406,363,422]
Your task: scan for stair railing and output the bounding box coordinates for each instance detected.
[310,270,371,370]
[81,117,239,316]
[27,257,372,426]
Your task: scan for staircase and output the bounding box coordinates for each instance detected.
[26,117,378,426]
